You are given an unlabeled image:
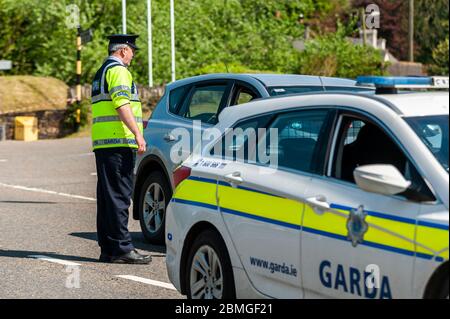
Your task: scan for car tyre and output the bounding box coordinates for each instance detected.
[186,229,235,299]
[138,171,171,244]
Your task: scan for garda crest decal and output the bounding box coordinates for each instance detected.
[346,205,368,247]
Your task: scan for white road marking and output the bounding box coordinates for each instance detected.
[116,275,177,290]
[29,255,81,267]
[0,182,96,202]
[90,173,97,176]
[0,159,8,162]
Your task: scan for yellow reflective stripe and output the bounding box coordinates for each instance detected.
[416,225,449,259]
[303,206,416,252]
[173,178,448,261]
[173,179,217,207]
[218,184,303,226]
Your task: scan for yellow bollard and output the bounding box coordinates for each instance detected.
[15,116,38,141]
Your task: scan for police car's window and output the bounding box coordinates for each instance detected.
[405,115,449,173]
[180,85,227,124]
[169,85,189,114]
[333,117,435,201]
[344,121,365,145]
[210,115,273,162]
[260,110,331,173]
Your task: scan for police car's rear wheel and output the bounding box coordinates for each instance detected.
[186,230,235,299]
[138,171,170,244]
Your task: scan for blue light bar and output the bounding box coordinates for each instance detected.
[356,76,433,87]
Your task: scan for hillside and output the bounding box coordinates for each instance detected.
[0,76,68,115]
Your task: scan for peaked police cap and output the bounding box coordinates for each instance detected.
[107,34,139,50]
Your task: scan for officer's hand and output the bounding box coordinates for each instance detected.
[136,134,146,155]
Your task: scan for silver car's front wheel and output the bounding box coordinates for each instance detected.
[189,245,224,299]
[186,229,235,299]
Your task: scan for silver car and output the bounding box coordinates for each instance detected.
[133,73,373,244]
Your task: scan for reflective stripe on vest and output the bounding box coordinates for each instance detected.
[109,85,131,95]
[93,116,143,124]
[92,93,140,104]
[93,138,137,147]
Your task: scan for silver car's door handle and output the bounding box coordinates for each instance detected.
[306,195,330,214]
[163,133,177,142]
[224,172,244,187]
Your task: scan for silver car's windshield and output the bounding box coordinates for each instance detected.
[406,115,449,172]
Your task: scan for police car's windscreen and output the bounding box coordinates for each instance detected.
[269,86,374,96]
[406,115,449,172]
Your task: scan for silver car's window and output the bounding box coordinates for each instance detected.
[180,85,227,124]
[169,85,189,114]
[269,86,323,96]
[405,115,449,173]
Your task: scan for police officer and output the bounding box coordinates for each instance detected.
[91,34,151,264]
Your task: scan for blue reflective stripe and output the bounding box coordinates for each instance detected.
[172,198,444,262]
[330,203,449,231]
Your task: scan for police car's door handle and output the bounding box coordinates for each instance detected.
[224,172,244,187]
[163,134,177,142]
[306,195,330,214]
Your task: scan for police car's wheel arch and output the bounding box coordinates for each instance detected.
[181,224,235,299]
[137,168,172,245]
[423,261,449,299]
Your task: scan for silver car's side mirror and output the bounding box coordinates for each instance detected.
[354,164,412,196]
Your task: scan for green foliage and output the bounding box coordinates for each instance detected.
[64,99,90,130]
[298,25,387,78]
[414,0,449,65]
[194,62,274,75]
[0,0,391,85]
[429,38,449,76]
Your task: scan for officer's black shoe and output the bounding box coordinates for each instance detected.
[110,249,152,264]
[99,253,112,263]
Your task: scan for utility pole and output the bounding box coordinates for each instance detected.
[122,0,127,34]
[147,0,153,87]
[361,8,367,46]
[75,26,82,129]
[170,0,176,82]
[409,0,414,62]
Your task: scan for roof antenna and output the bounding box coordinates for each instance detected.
[319,76,327,91]
[224,61,229,73]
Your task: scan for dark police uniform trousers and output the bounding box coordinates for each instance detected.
[94,147,136,257]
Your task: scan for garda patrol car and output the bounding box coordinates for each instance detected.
[165,76,449,299]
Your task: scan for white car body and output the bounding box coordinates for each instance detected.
[165,91,449,299]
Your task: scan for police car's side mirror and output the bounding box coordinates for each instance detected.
[354,164,412,196]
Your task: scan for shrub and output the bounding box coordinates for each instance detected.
[298,28,387,78]
[429,38,449,76]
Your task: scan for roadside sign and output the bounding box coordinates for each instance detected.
[0,60,12,71]
[80,29,93,44]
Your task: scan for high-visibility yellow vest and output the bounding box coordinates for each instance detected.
[91,57,143,150]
